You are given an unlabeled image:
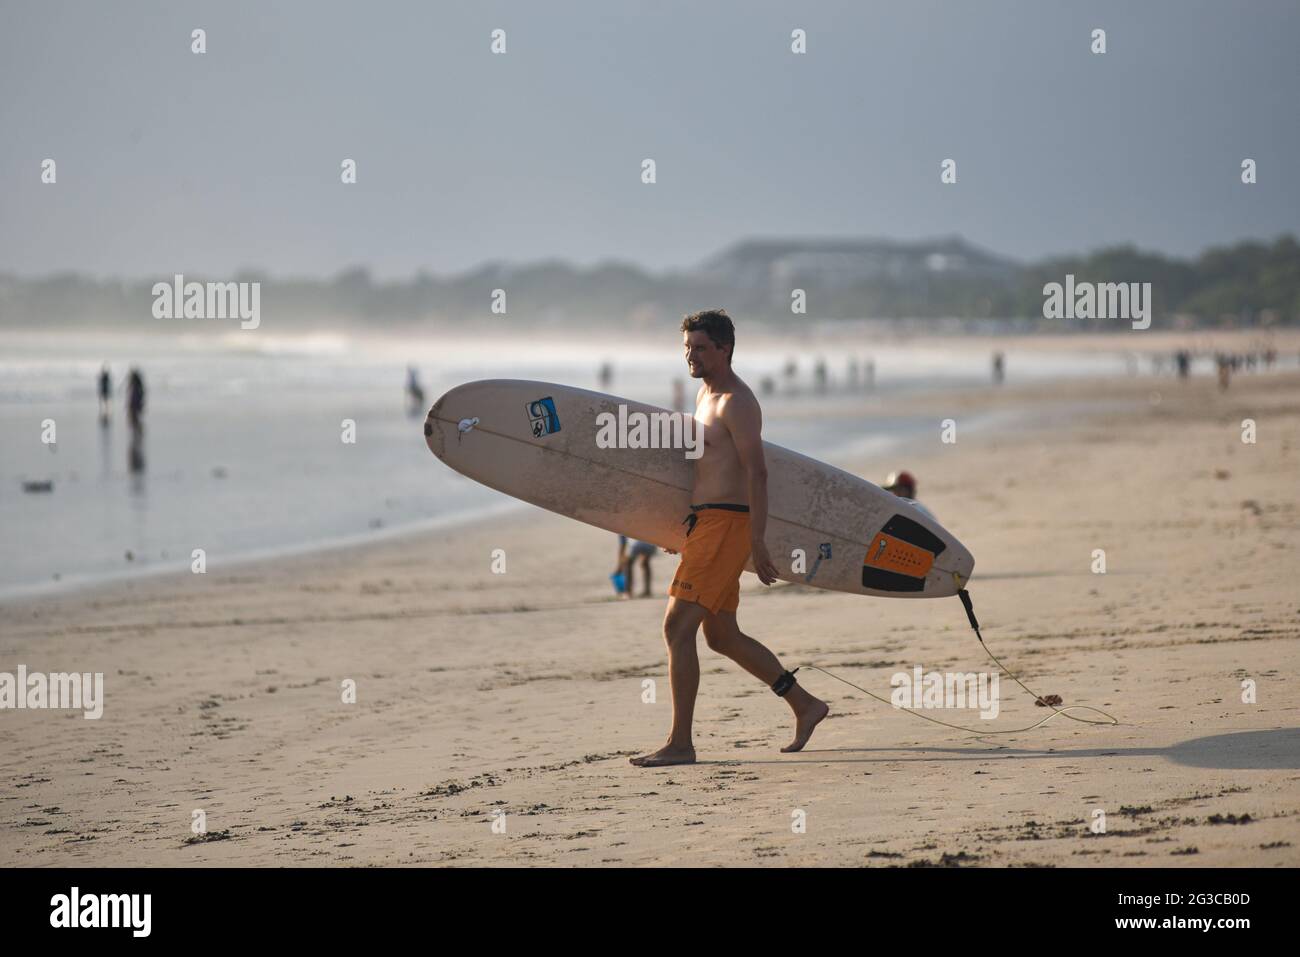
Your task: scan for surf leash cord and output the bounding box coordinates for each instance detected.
[802,588,1119,738]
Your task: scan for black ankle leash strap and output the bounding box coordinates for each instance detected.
[771,668,799,696]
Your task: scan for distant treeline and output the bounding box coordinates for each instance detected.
[1,235,1296,330]
[1017,236,1300,327]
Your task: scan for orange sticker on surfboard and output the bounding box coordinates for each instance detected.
[864,532,935,578]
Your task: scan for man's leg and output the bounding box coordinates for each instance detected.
[701,610,830,753]
[630,597,708,767]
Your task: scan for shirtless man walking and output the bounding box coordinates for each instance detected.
[631,310,830,767]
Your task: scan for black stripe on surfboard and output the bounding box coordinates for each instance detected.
[880,513,947,557]
[861,567,928,593]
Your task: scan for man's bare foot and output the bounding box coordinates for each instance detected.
[781,699,829,753]
[629,744,696,767]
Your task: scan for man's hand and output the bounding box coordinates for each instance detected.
[662,547,678,555]
[751,540,779,585]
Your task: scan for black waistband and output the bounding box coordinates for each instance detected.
[690,503,750,513]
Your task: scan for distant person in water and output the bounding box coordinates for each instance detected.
[991,352,1005,385]
[406,366,425,415]
[883,469,936,522]
[97,364,112,423]
[125,368,146,432]
[615,534,657,598]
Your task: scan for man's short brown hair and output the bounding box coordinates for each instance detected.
[680,309,735,364]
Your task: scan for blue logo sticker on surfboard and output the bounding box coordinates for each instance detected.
[526,397,561,437]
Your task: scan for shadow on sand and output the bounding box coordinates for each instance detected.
[765,727,1300,771]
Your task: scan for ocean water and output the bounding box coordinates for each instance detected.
[0,330,1128,596]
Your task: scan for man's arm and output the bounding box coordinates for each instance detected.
[723,395,779,585]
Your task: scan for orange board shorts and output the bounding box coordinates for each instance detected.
[668,505,752,615]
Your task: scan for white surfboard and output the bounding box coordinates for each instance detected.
[425,380,974,599]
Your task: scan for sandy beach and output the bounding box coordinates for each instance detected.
[3,367,1298,868]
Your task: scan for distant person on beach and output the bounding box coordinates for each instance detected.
[1217,354,1232,390]
[992,352,1005,385]
[671,378,685,412]
[883,469,936,521]
[631,309,829,767]
[97,364,112,422]
[598,362,613,391]
[813,359,828,394]
[405,366,425,415]
[864,359,875,391]
[125,368,145,431]
[615,534,657,598]
[124,367,146,476]
[1176,350,1190,379]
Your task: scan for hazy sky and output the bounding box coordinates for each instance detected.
[3,0,1297,278]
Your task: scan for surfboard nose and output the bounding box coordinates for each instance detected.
[423,404,444,458]
[424,382,479,459]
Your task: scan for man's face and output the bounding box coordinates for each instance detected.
[683,330,727,378]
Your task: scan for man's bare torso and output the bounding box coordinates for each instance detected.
[691,377,759,504]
